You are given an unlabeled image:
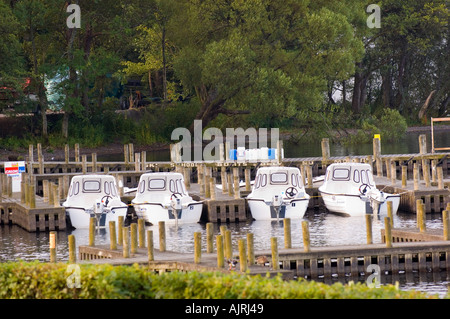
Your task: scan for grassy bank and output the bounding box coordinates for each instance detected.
[0,261,439,299]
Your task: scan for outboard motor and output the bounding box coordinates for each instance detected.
[170,196,182,224]
[272,195,283,220]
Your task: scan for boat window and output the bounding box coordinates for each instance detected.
[148,178,165,190]
[110,182,118,196]
[254,175,260,189]
[291,174,297,187]
[104,181,110,195]
[298,175,303,187]
[169,179,176,193]
[261,174,267,187]
[270,172,287,184]
[73,182,79,195]
[176,179,185,195]
[367,170,374,186]
[353,170,360,183]
[83,180,101,193]
[139,180,145,193]
[332,168,350,181]
[68,185,73,197]
[361,170,368,184]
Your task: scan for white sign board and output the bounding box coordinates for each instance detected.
[4,161,25,193]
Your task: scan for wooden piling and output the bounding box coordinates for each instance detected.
[271,237,279,270]
[225,230,232,260]
[194,232,201,264]
[216,235,224,268]
[387,201,394,228]
[247,233,255,266]
[284,218,292,249]
[416,199,426,233]
[365,214,373,244]
[401,165,407,187]
[321,138,330,163]
[384,217,392,248]
[50,231,57,263]
[68,234,76,264]
[109,221,117,250]
[221,168,228,194]
[443,210,449,241]
[413,163,419,191]
[89,217,95,247]
[437,166,444,190]
[233,167,240,199]
[302,221,311,253]
[227,172,234,197]
[210,176,216,200]
[238,239,247,272]
[306,165,313,188]
[206,222,214,253]
[159,221,166,252]
[138,218,145,248]
[118,216,124,245]
[130,223,138,254]
[245,168,251,192]
[147,230,154,261]
[122,226,130,258]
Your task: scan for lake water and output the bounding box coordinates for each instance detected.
[1,127,449,297]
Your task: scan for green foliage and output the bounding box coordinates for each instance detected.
[0,262,438,299]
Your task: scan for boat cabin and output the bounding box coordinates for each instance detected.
[322,163,376,195]
[133,172,188,203]
[65,175,121,205]
[251,167,305,196]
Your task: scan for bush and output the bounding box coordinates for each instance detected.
[0,262,438,299]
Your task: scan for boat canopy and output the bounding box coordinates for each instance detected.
[65,175,120,204]
[322,163,376,195]
[133,172,188,202]
[251,166,304,195]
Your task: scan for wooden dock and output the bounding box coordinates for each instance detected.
[78,240,450,282]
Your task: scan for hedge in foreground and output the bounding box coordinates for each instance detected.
[0,261,439,299]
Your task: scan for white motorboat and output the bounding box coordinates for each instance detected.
[132,172,203,225]
[318,163,400,216]
[63,175,128,229]
[247,166,310,220]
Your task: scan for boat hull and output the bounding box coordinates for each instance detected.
[320,191,400,216]
[248,198,309,220]
[134,202,203,225]
[66,207,128,229]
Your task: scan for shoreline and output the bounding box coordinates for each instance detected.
[0,125,447,162]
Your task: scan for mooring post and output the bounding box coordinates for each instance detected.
[373,137,382,177]
[122,226,130,258]
[247,233,255,266]
[245,168,251,192]
[74,143,80,162]
[204,166,211,198]
[210,176,216,200]
[390,160,396,185]
[442,210,449,241]
[216,234,224,268]
[81,155,87,174]
[194,232,201,264]
[50,231,57,263]
[109,221,117,250]
[138,218,145,249]
[233,167,240,199]
[423,159,431,188]
[68,234,76,264]
[321,138,330,164]
[365,214,373,244]
[437,166,444,190]
[238,239,247,273]
[307,165,313,188]
[401,165,407,187]
[227,172,234,197]
[302,221,311,252]
[284,218,292,249]
[416,199,426,233]
[225,230,232,260]
[206,222,214,253]
[413,163,419,191]
[159,221,166,252]
[384,217,393,248]
[221,167,228,194]
[147,230,154,261]
[118,215,124,245]
[271,237,279,270]
[89,217,95,247]
[387,201,394,228]
[130,222,138,254]
[220,225,227,236]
